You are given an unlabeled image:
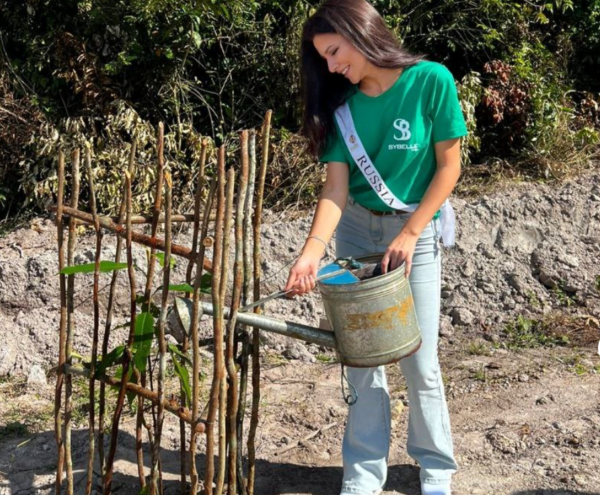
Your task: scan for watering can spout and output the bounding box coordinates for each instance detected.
[174,297,336,349]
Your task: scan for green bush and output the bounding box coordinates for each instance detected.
[0,0,599,217]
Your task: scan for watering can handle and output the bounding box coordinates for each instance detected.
[238,267,348,313]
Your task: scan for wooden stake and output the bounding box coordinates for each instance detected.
[151,171,172,495]
[189,176,217,493]
[103,171,138,495]
[225,131,249,495]
[66,365,207,433]
[248,110,272,495]
[237,130,257,495]
[99,139,136,474]
[47,205,213,270]
[137,122,166,490]
[85,145,102,495]
[54,150,66,495]
[183,139,209,493]
[65,148,81,495]
[203,147,226,495]
[216,167,235,495]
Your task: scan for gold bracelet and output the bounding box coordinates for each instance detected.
[306,235,328,251]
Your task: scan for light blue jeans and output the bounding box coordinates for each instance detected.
[335,198,457,495]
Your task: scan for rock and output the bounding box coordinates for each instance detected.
[282,342,316,363]
[460,260,475,277]
[518,374,529,382]
[167,309,187,343]
[481,247,497,259]
[538,270,558,290]
[506,273,527,295]
[27,364,47,387]
[0,336,17,376]
[451,308,475,326]
[558,254,579,268]
[481,283,496,294]
[439,316,454,337]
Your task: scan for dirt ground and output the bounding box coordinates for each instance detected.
[1,169,600,495]
[1,347,599,495]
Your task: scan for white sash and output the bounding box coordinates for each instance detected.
[334,102,456,247]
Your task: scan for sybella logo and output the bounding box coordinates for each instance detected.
[389,118,419,151]
[393,119,411,141]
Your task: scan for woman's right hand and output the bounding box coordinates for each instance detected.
[284,253,320,297]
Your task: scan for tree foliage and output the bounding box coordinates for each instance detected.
[0,0,598,216]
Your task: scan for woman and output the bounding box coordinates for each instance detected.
[284,1,467,494]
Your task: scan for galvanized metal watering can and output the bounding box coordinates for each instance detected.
[174,254,421,368]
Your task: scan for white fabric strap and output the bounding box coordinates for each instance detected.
[334,102,456,247]
[335,103,415,212]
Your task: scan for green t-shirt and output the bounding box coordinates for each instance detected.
[320,60,467,212]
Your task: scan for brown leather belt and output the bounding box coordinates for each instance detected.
[364,207,407,216]
[349,198,410,216]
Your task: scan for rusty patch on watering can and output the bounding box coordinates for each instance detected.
[344,295,414,331]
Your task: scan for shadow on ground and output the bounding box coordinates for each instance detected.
[0,428,425,495]
[6,429,597,495]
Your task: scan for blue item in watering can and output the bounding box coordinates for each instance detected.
[318,260,360,285]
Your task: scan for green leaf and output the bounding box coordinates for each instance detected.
[154,252,176,269]
[167,283,195,292]
[169,345,191,408]
[138,486,150,495]
[164,274,211,294]
[126,368,137,409]
[136,295,161,317]
[96,345,125,378]
[167,343,191,365]
[200,273,212,294]
[133,312,155,373]
[112,321,131,331]
[191,31,202,48]
[113,365,137,409]
[59,261,128,275]
[110,364,137,411]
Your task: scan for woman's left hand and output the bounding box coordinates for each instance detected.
[381,230,419,278]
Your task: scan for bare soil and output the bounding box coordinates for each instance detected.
[1,170,599,495]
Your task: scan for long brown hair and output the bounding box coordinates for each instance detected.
[301,0,424,158]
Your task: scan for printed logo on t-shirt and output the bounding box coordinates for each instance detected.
[393,119,411,141]
[389,119,420,152]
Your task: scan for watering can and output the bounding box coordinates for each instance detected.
[174,254,421,368]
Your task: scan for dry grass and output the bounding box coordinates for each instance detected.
[457,110,600,199]
[543,313,600,348]
[264,130,325,214]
